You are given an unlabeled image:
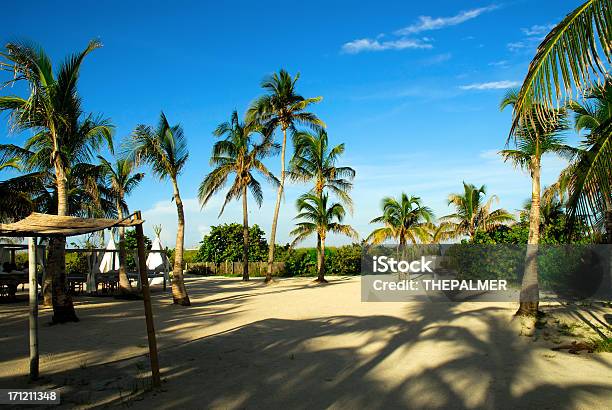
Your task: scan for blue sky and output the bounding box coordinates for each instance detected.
[0,0,584,248]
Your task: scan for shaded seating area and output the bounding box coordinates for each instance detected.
[0,212,161,386]
[0,243,45,301]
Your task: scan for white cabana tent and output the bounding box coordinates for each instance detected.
[99,236,119,273]
[146,234,171,286]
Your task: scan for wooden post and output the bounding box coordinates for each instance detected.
[135,212,161,387]
[28,237,39,380]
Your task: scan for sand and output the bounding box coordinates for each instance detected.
[0,276,611,409]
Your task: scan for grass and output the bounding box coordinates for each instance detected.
[591,337,612,353]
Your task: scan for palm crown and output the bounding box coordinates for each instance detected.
[367,193,434,245]
[130,112,188,181]
[290,129,355,209]
[500,89,575,171]
[199,110,279,214]
[246,70,324,133]
[291,193,358,245]
[441,182,515,237]
[98,156,144,216]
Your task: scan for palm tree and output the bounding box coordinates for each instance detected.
[564,78,612,242]
[429,222,456,244]
[501,90,575,316]
[367,194,434,256]
[198,111,278,281]
[291,193,358,283]
[247,69,324,282]
[290,129,355,205]
[98,156,144,294]
[521,193,565,230]
[0,40,113,323]
[441,182,515,238]
[290,129,356,279]
[509,0,610,134]
[130,112,191,305]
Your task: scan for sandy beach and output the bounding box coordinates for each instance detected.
[0,276,611,409]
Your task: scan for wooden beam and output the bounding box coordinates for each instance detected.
[28,237,39,380]
[135,213,161,387]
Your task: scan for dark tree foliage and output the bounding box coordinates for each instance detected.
[124,230,152,270]
[196,224,268,263]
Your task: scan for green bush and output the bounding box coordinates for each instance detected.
[327,244,362,275]
[66,252,89,277]
[196,224,268,263]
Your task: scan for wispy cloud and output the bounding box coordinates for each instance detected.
[507,23,553,52]
[341,37,432,54]
[521,24,555,36]
[395,5,499,35]
[459,80,519,90]
[420,52,452,65]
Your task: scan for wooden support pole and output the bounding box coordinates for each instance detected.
[135,213,161,387]
[28,237,39,380]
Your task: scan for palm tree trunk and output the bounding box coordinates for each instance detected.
[50,160,78,323]
[242,186,249,281]
[516,155,541,316]
[116,199,133,295]
[265,128,287,283]
[171,177,190,306]
[316,234,327,283]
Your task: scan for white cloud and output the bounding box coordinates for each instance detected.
[521,24,554,36]
[459,80,519,90]
[341,37,433,54]
[395,5,499,35]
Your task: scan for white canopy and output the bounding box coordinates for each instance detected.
[99,236,119,273]
[146,235,170,286]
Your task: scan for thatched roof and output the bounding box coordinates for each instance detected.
[0,212,144,237]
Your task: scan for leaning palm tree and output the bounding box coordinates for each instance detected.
[0,40,113,323]
[98,156,144,295]
[509,0,610,134]
[501,90,575,316]
[367,194,434,256]
[198,111,278,281]
[247,69,324,282]
[564,79,612,242]
[291,193,358,283]
[441,182,515,239]
[130,112,191,305]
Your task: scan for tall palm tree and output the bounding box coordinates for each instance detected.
[247,69,324,282]
[198,111,278,281]
[130,112,191,305]
[367,194,434,255]
[98,156,144,294]
[509,0,610,134]
[291,193,358,283]
[290,129,356,278]
[501,90,574,316]
[564,78,612,242]
[441,182,515,238]
[0,40,113,323]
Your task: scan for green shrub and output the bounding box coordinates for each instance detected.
[196,224,268,263]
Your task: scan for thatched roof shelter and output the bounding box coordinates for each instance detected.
[0,211,160,386]
[0,212,143,237]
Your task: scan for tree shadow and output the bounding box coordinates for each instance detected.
[1,278,610,409]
